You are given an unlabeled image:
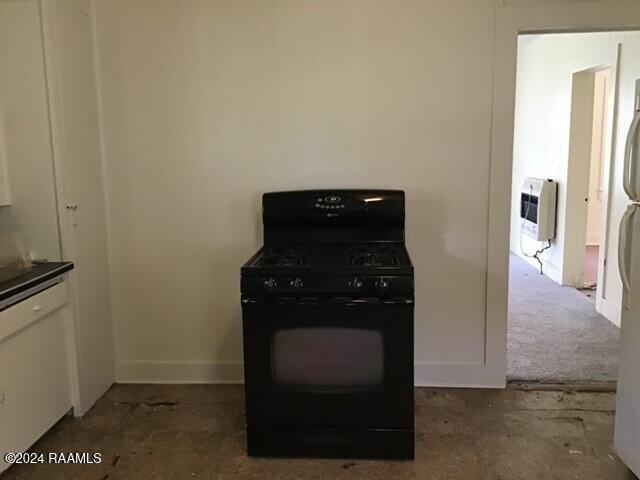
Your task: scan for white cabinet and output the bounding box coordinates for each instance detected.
[0,283,73,474]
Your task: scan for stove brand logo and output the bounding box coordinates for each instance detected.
[325,196,341,204]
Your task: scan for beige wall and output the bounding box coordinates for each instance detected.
[95,0,497,385]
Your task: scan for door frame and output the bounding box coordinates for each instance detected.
[487,1,640,386]
[597,45,625,323]
[39,0,115,415]
[35,0,84,416]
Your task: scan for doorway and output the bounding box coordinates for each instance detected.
[488,5,640,475]
[506,32,626,384]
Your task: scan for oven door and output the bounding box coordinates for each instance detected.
[241,296,414,429]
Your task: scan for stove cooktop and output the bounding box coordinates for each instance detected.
[241,242,413,276]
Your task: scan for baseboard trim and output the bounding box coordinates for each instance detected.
[507,381,616,392]
[116,361,245,384]
[414,362,505,389]
[511,250,561,284]
[600,298,621,327]
[117,361,506,388]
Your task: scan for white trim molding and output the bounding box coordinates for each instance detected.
[117,361,506,388]
[414,363,504,389]
[601,297,622,327]
[117,361,245,384]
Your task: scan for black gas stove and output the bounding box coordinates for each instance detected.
[241,190,414,460]
[242,242,413,296]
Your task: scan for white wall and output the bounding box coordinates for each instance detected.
[0,0,62,262]
[95,0,498,386]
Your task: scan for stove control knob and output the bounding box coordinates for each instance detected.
[348,277,364,291]
[263,277,278,291]
[289,277,304,290]
[374,278,389,292]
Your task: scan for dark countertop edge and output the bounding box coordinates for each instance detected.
[0,262,74,303]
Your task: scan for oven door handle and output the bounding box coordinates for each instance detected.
[242,297,414,305]
[340,298,414,306]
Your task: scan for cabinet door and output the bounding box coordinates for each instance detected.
[0,284,71,473]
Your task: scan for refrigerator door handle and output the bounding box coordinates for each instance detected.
[623,111,640,200]
[618,204,637,297]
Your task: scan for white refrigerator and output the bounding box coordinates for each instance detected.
[615,78,640,476]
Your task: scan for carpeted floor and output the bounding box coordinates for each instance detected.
[508,254,620,383]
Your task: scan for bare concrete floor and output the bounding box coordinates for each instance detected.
[1,385,637,480]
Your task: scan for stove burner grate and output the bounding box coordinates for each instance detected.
[258,245,313,267]
[349,253,399,267]
[349,244,397,255]
[347,244,399,266]
[261,255,310,266]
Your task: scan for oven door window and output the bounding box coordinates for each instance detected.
[242,299,413,429]
[272,327,384,393]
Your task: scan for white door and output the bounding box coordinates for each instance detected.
[615,203,640,476]
[43,0,115,413]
